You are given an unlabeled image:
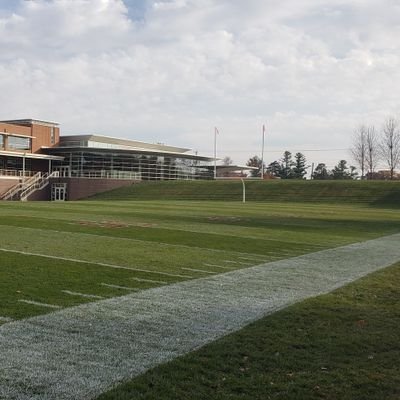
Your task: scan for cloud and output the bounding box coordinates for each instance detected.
[0,0,399,169]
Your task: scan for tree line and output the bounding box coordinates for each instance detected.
[246,152,358,180]
[244,116,400,180]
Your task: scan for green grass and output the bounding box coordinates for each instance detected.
[90,180,400,206]
[97,262,400,400]
[1,199,400,321]
[1,182,399,398]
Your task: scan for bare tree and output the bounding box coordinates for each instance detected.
[365,126,379,178]
[222,156,233,166]
[351,125,367,179]
[380,117,400,180]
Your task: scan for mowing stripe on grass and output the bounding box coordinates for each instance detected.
[0,248,192,279]
[62,291,104,300]
[18,300,62,309]
[1,233,400,400]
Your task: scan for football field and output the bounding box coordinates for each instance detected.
[1,198,400,399]
[1,199,399,322]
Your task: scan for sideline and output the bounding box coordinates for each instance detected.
[0,233,400,400]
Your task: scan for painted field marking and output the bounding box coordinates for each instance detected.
[101,283,139,291]
[0,224,276,258]
[203,263,235,270]
[0,317,13,323]
[18,300,62,309]
[0,247,192,279]
[62,291,104,300]
[181,267,216,274]
[131,278,167,285]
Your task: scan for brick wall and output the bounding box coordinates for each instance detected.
[0,178,19,196]
[27,178,138,201]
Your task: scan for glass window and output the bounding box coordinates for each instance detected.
[8,136,31,151]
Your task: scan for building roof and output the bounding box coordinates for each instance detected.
[47,144,214,162]
[59,134,190,154]
[50,134,214,161]
[0,119,59,127]
[0,150,64,161]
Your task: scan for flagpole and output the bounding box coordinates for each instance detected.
[261,124,265,179]
[214,127,218,180]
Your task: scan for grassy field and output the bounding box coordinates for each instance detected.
[1,196,399,321]
[1,180,399,399]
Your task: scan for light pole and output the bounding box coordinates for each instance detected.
[261,124,266,179]
[214,127,219,179]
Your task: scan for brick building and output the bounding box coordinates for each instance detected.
[0,119,213,201]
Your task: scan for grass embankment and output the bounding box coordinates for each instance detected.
[98,262,400,400]
[90,180,400,206]
[1,200,399,320]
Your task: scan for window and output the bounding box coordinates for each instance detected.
[8,136,30,151]
[50,127,55,145]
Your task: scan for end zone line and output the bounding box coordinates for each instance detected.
[0,247,192,279]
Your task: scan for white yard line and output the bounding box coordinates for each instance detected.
[1,233,400,400]
[131,278,167,285]
[101,283,139,291]
[181,267,217,274]
[0,224,275,258]
[62,291,104,300]
[203,263,235,270]
[0,247,192,279]
[18,300,62,309]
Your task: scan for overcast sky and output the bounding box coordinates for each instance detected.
[1,0,399,169]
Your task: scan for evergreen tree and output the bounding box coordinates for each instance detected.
[312,163,331,180]
[292,152,307,179]
[266,160,283,178]
[280,151,294,179]
[331,160,357,180]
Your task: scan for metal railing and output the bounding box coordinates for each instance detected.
[1,172,42,201]
[1,171,60,201]
[20,171,59,201]
[0,169,35,178]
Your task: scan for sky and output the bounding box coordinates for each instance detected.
[1,0,399,170]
